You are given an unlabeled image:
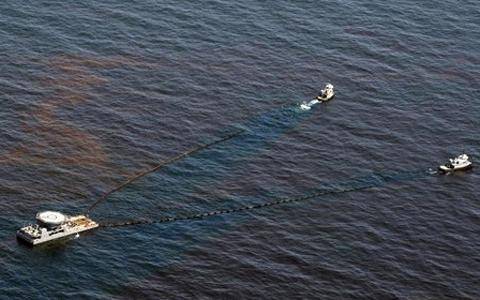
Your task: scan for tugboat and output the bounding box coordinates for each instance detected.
[17,211,98,246]
[300,83,335,110]
[438,154,473,173]
[316,83,335,102]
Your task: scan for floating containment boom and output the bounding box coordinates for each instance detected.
[17,211,98,246]
[16,130,244,247]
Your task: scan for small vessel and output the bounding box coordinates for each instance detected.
[438,154,473,173]
[300,83,335,110]
[316,83,335,102]
[17,211,98,246]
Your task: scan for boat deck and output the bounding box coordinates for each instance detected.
[69,215,98,228]
[17,214,99,246]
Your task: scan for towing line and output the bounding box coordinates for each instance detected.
[86,129,245,213]
[99,179,388,228]
[99,169,437,229]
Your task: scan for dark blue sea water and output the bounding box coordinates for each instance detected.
[1,1,479,299]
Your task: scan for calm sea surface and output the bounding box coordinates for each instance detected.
[1,1,479,299]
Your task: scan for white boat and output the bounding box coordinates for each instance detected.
[17,211,98,246]
[316,83,335,102]
[438,154,473,173]
[300,83,335,111]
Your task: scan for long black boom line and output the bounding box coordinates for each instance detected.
[86,129,245,214]
[99,169,438,229]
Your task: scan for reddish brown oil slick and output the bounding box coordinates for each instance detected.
[0,55,154,199]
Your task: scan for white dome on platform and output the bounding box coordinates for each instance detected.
[36,211,67,225]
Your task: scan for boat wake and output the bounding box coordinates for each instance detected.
[300,99,319,111]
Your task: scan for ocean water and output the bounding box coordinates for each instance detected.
[1,0,479,299]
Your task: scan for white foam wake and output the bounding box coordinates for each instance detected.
[300,99,319,111]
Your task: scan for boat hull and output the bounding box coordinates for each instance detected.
[438,163,473,173]
[16,215,98,246]
[16,225,97,245]
[316,93,335,102]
